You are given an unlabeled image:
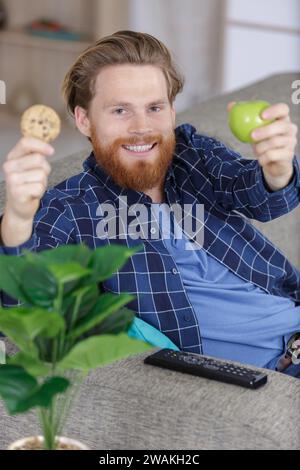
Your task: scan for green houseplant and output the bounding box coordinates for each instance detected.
[0,243,153,450]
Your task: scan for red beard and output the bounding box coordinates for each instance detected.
[90,125,176,192]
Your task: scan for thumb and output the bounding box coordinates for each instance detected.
[227,101,236,113]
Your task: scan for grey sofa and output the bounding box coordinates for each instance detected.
[1,72,300,450]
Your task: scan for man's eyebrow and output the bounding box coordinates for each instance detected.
[104,99,168,108]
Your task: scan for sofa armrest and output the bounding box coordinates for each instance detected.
[1,340,299,450]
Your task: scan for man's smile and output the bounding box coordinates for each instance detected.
[121,142,158,156]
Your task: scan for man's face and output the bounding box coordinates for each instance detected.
[76,64,176,192]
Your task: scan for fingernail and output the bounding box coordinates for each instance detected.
[252,131,258,139]
[262,111,269,119]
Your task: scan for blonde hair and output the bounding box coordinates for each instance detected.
[62,30,185,116]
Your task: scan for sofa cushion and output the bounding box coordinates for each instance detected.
[1,339,299,450]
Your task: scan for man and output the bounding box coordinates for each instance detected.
[1,30,300,376]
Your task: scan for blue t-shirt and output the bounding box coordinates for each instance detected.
[155,204,300,369]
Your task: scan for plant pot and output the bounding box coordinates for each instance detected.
[7,435,90,450]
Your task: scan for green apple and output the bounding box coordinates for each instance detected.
[228,100,274,143]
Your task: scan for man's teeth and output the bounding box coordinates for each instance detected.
[123,144,154,152]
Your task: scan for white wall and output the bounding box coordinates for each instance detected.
[129,0,224,112]
[222,0,300,92]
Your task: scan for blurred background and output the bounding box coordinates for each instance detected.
[0,0,299,177]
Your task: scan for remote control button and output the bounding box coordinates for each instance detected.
[183,356,202,364]
[202,363,219,370]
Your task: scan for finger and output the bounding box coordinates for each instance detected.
[6,169,48,186]
[3,153,51,175]
[227,101,236,112]
[260,102,290,121]
[277,355,292,371]
[289,123,298,136]
[252,135,296,156]
[257,148,295,166]
[12,182,46,202]
[251,120,293,142]
[6,137,54,161]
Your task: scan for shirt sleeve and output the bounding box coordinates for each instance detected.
[190,131,300,222]
[0,198,76,308]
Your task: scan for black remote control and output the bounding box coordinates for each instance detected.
[144,349,268,389]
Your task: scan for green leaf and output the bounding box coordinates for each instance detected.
[7,352,51,377]
[0,308,65,355]
[20,376,69,412]
[28,244,92,267]
[0,365,69,414]
[57,333,153,372]
[0,255,30,303]
[63,285,100,330]
[47,263,92,285]
[95,307,135,335]
[21,263,58,308]
[23,245,93,295]
[67,293,135,340]
[0,365,37,413]
[87,244,144,283]
[69,284,100,322]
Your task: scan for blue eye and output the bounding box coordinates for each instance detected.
[113,106,161,115]
[114,108,125,115]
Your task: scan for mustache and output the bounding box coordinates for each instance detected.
[115,135,163,146]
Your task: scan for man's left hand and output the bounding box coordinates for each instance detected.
[228,102,298,191]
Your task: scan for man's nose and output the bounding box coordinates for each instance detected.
[128,113,152,134]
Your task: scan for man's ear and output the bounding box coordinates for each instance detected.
[74,106,91,137]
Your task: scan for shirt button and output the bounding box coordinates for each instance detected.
[171,268,178,275]
[150,227,156,234]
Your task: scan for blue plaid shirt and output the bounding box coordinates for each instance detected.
[1,123,300,354]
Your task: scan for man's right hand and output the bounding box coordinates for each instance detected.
[1,137,54,247]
